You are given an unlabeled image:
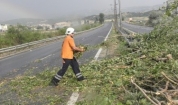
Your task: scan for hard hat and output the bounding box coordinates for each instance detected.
[65,27,75,35]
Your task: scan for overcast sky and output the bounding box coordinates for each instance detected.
[0,0,168,22]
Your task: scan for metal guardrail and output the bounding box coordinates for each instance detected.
[118,27,137,46]
[122,27,136,35]
[0,24,104,58]
[0,36,65,53]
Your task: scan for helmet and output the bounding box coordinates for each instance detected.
[65,27,75,35]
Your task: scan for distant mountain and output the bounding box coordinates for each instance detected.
[122,5,163,13]
[1,18,47,25]
[1,15,85,26]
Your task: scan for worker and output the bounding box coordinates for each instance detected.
[50,27,85,86]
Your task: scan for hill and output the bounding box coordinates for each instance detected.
[1,15,85,26]
[122,4,163,13]
[1,18,46,25]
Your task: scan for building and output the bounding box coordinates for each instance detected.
[37,24,52,30]
[129,18,133,22]
[0,24,8,32]
[80,20,85,25]
[88,20,95,24]
[54,22,71,29]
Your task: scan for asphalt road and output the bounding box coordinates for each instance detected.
[122,22,154,34]
[0,22,154,79]
[0,22,112,79]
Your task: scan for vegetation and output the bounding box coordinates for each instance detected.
[0,23,101,49]
[120,15,178,105]
[163,0,178,16]
[99,13,105,24]
[120,10,164,27]
[123,11,155,18]
[146,10,163,27]
[0,25,47,48]
[146,0,178,27]
[74,23,100,32]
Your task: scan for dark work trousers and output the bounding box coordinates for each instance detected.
[53,57,83,83]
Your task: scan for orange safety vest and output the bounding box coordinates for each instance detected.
[61,35,75,59]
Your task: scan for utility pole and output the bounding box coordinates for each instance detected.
[166,1,168,11]
[114,0,118,33]
[118,0,122,30]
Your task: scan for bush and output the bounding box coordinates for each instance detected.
[1,25,49,47]
[56,27,67,35]
[146,11,163,27]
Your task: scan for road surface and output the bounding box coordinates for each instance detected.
[122,22,153,34]
[0,22,154,79]
[0,22,112,79]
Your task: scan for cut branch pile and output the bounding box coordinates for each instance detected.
[130,72,178,105]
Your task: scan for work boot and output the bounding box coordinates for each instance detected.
[49,77,59,86]
[77,76,85,81]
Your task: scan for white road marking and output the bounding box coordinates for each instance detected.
[40,54,51,60]
[94,48,102,61]
[94,23,112,60]
[104,24,113,41]
[66,23,113,105]
[67,92,79,105]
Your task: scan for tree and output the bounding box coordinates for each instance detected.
[36,26,43,30]
[5,25,43,45]
[99,13,105,24]
[6,25,27,44]
[146,11,163,27]
[161,1,178,17]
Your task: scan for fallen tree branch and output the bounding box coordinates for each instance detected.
[131,77,160,105]
[152,97,161,105]
[158,81,169,93]
[160,92,173,105]
[172,100,178,104]
[161,72,178,86]
[153,57,168,62]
